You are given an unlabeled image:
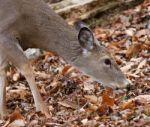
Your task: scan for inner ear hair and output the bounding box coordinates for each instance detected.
[78,27,94,41]
[78,27,95,50]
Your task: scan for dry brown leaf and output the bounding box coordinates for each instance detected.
[119,15,130,26]
[81,118,97,127]
[126,43,143,59]
[98,105,110,116]
[9,107,24,123]
[101,89,115,107]
[35,71,51,79]
[58,100,78,109]
[44,51,56,58]
[135,59,147,74]
[39,85,47,95]
[4,107,25,127]
[88,103,98,112]
[141,43,150,50]
[125,28,135,36]
[145,104,150,116]
[8,119,25,127]
[83,81,94,91]
[121,100,136,110]
[96,33,108,40]
[7,89,30,100]
[107,40,126,49]
[49,82,62,95]
[126,72,140,78]
[136,29,150,37]
[137,59,147,69]
[121,62,134,73]
[134,95,150,103]
[61,65,74,75]
[122,95,150,110]
[132,35,139,42]
[123,110,135,120]
[84,95,101,104]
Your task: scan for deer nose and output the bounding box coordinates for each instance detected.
[125,80,133,90]
[115,80,133,91]
[116,79,133,89]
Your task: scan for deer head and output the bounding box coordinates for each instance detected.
[73,22,131,89]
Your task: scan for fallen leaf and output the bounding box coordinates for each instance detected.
[83,81,94,91]
[135,59,147,74]
[144,104,150,116]
[61,65,74,75]
[98,105,110,116]
[135,95,150,102]
[8,119,25,127]
[101,89,115,107]
[58,100,78,109]
[81,118,88,126]
[136,29,150,37]
[121,100,136,110]
[4,107,25,127]
[84,95,101,104]
[9,107,24,123]
[121,62,134,72]
[126,43,143,59]
[125,28,136,36]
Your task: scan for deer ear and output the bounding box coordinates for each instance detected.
[78,27,94,51]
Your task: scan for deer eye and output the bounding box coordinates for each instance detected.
[104,58,111,66]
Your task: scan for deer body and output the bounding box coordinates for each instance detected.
[0,0,130,118]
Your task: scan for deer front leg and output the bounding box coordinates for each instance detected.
[19,63,48,114]
[0,57,8,119]
[0,35,49,116]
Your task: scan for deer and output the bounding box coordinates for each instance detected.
[0,0,131,118]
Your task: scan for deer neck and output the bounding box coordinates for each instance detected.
[46,38,83,64]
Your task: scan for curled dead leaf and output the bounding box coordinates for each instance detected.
[84,95,101,104]
[4,107,25,127]
[61,65,74,75]
[98,105,110,116]
[58,100,78,109]
[126,43,143,59]
[101,89,115,107]
[9,107,24,123]
[121,100,136,110]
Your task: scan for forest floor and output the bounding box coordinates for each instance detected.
[0,0,149,126]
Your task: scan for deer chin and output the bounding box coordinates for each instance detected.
[108,79,132,90]
[92,78,131,90]
[87,77,116,89]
